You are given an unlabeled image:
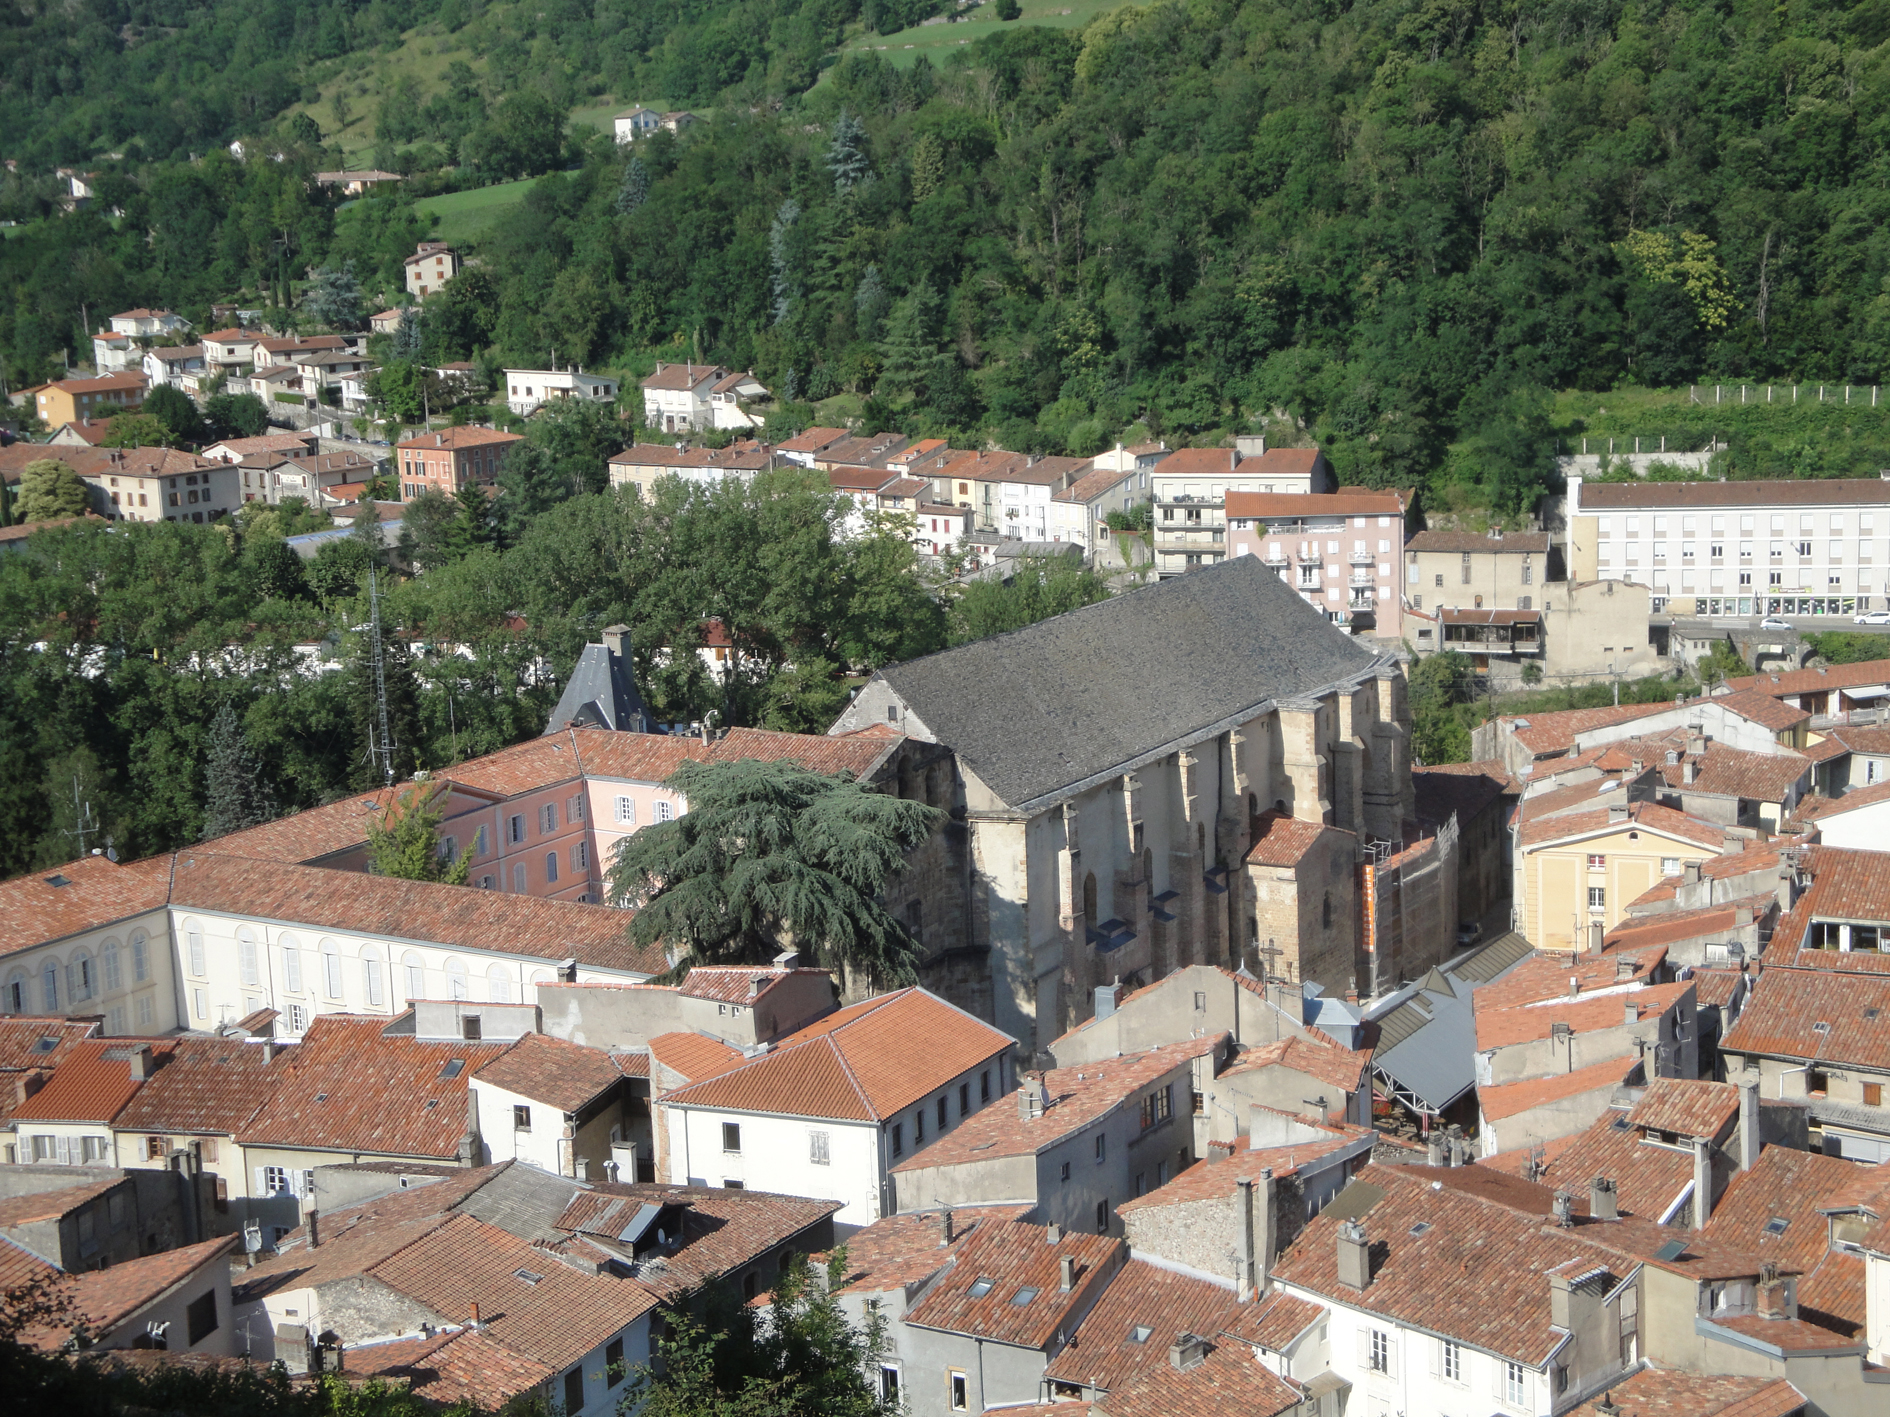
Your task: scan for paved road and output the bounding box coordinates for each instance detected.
[1660,616,1890,636]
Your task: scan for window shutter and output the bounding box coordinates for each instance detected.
[1357,1327,1370,1370]
[1385,1334,1397,1376]
[1428,1338,1440,1379]
[255,1166,269,1196]
[1493,1356,1504,1398]
[57,1136,72,1165]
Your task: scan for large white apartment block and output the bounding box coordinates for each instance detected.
[505,367,620,417]
[1568,473,1890,618]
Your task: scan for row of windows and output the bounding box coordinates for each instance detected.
[1362,1328,1528,1404]
[1597,512,1876,535]
[3,932,152,1014]
[613,795,675,825]
[886,1068,996,1159]
[184,922,544,1005]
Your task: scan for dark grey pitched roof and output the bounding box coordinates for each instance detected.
[545,633,651,735]
[879,556,1382,809]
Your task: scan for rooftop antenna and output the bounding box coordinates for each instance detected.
[62,775,99,855]
[365,564,396,786]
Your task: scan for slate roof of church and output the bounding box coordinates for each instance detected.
[868,556,1381,809]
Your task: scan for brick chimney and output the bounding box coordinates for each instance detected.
[1755,1261,1794,1320]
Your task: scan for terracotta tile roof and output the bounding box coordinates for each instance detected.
[661,988,1012,1123]
[1712,689,1812,733]
[1690,968,1751,1009]
[1729,658,1890,697]
[879,476,928,498]
[366,1212,659,1369]
[902,1219,1123,1347]
[608,440,775,472]
[1245,810,1344,866]
[1516,776,1631,824]
[438,732,584,796]
[9,1039,172,1124]
[0,1176,122,1227]
[1220,1288,1326,1351]
[43,371,148,395]
[775,426,849,454]
[647,1032,744,1083]
[1606,900,1768,951]
[1582,477,1890,509]
[1474,980,1694,1050]
[1155,447,1241,476]
[676,966,830,1004]
[168,852,664,973]
[1478,1056,1641,1122]
[0,1017,100,1072]
[1796,776,1890,819]
[0,854,172,955]
[1224,489,1404,520]
[395,427,523,451]
[1473,946,1668,1010]
[237,1015,509,1159]
[191,788,403,862]
[639,363,726,392]
[1721,967,1890,1067]
[471,1033,623,1113]
[1563,1369,1807,1417]
[0,1233,56,1290]
[1093,1336,1305,1417]
[111,1036,284,1136]
[568,728,709,782]
[557,1181,840,1297]
[1219,1034,1369,1095]
[711,725,899,779]
[1627,842,1788,907]
[1502,702,1676,757]
[1115,1128,1360,1215]
[1628,1077,1740,1140]
[1475,1109,1693,1221]
[343,1326,556,1408]
[1272,1165,1615,1366]
[1656,746,1812,803]
[822,1205,1030,1296]
[204,433,315,456]
[1705,1313,1861,1350]
[1440,607,1542,626]
[1703,1145,1868,1335]
[32,1235,237,1344]
[1043,1258,1237,1393]
[891,1035,1224,1172]
[1407,530,1551,554]
[1518,800,1728,850]
[1052,465,1133,504]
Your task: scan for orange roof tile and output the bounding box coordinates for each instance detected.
[0,855,172,955]
[1226,489,1404,520]
[1504,702,1672,757]
[0,1017,100,1073]
[1712,689,1812,733]
[647,1031,744,1084]
[1475,1110,1692,1221]
[661,988,1012,1123]
[1728,658,1890,698]
[395,427,523,451]
[1628,1077,1740,1140]
[1518,800,1728,850]
[343,1327,556,1408]
[1220,1288,1327,1352]
[822,1205,1030,1297]
[437,732,583,796]
[1115,1128,1361,1215]
[1043,1259,1238,1393]
[237,1015,509,1159]
[29,1235,238,1346]
[1703,1145,1869,1336]
[1095,1337,1306,1417]
[1563,1369,1807,1417]
[711,725,900,779]
[1474,980,1694,1050]
[471,1032,623,1113]
[1219,1034,1369,1095]
[1656,745,1811,802]
[677,965,831,1005]
[1478,1057,1641,1122]
[111,1035,285,1136]
[0,1176,123,1227]
[1246,811,1345,866]
[903,1219,1123,1348]
[1472,946,1668,1010]
[892,1035,1224,1173]
[1721,967,1890,1067]
[10,1039,172,1124]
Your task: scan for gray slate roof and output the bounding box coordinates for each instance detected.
[545,633,652,735]
[875,556,1382,809]
[1367,932,1534,1112]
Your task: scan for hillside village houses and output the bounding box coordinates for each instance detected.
[1226,488,1411,638]
[504,365,619,417]
[638,362,771,431]
[403,240,460,299]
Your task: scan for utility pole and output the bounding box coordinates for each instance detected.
[365,565,396,786]
[62,776,99,855]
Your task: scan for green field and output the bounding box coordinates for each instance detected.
[835,0,1132,69]
[412,177,541,245]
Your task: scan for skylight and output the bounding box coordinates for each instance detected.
[1409,1222,1432,1236]
[514,1268,544,1285]
[1128,1325,1153,1344]
[1764,1217,1790,1237]
[43,874,70,888]
[33,1037,58,1053]
[440,1059,465,1078]
[1653,1240,1688,1262]
[1010,1287,1040,1306]
[967,1277,995,1298]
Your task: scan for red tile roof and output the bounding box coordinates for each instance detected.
[0,854,172,955]
[1606,899,1770,952]
[1478,1056,1641,1122]
[1115,1128,1360,1215]
[1712,689,1814,733]
[1407,530,1552,554]
[395,427,523,451]
[1518,800,1728,850]
[1628,1077,1740,1140]
[647,1031,745,1084]
[1475,980,1694,1050]
[1657,745,1811,802]
[111,1036,285,1136]
[1043,1259,1237,1393]
[1721,967,1890,1067]
[1093,1337,1306,1417]
[1795,776,1890,820]
[775,427,850,454]
[1473,946,1668,1010]
[1476,1109,1693,1221]
[902,1218,1123,1348]
[822,1205,1030,1297]
[1225,489,1405,520]
[343,1326,556,1408]
[711,725,900,779]
[1703,1145,1869,1336]
[1562,1369,1807,1417]
[237,1015,509,1159]
[1690,967,1751,1008]
[892,1035,1224,1173]
[661,988,1012,1123]
[366,1212,659,1369]
[1506,701,1676,757]
[191,788,404,863]
[1580,477,1890,509]
[1219,1034,1369,1095]
[1220,1288,1327,1351]
[471,1032,623,1113]
[438,733,584,796]
[168,852,663,973]
[0,1018,100,1073]
[677,965,831,1005]
[1156,447,1241,476]
[1728,658,1890,698]
[28,1235,238,1346]
[0,1176,123,1227]
[1245,811,1344,866]
[9,1039,172,1124]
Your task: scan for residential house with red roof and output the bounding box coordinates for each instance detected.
[469,1031,637,1180]
[636,362,767,431]
[605,438,777,500]
[503,366,618,418]
[393,425,522,500]
[889,1034,1225,1239]
[659,987,1015,1229]
[0,1172,162,1271]
[15,1233,240,1357]
[1474,692,1815,781]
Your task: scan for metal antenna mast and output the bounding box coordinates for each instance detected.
[62,775,99,854]
[366,564,396,785]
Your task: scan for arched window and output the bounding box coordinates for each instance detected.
[184,919,206,977]
[3,971,27,1013]
[544,851,559,884]
[446,958,468,1000]
[101,939,122,993]
[1082,872,1097,924]
[403,952,425,1001]
[237,927,261,987]
[529,968,553,989]
[279,934,303,994]
[488,964,513,1004]
[67,952,94,1003]
[130,930,148,982]
[320,939,343,999]
[362,946,386,1008]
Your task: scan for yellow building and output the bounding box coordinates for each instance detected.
[1516,799,1728,952]
[32,372,147,427]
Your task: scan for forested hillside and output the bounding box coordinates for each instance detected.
[7,0,1890,514]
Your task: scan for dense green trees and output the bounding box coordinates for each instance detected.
[15,461,89,521]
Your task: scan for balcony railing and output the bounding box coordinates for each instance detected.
[1350,572,1376,586]
[1349,551,1375,565]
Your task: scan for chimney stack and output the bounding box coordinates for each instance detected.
[1615,956,1636,981]
[469,1302,481,1330]
[1683,756,1697,785]
[1236,1178,1257,1302]
[1692,1137,1714,1229]
[1550,1272,1575,1328]
[1552,1192,1574,1227]
[940,1208,954,1246]
[1017,1077,1046,1121]
[307,1210,320,1248]
[1336,1219,1371,1291]
[1045,1221,1061,1244]
[1590,1176,1618,1220]
[1624,1000,1640,1026]
[1739,1073,1762,1170]
[1684,862,1702,886]
[1568,975,1580,999]
[1755,1262,1793,1320]
[1426,1135,1446,1167]
[1168,1333,1211,1372]
[127,1044,152,1081]
[1060,1255,1076,1292]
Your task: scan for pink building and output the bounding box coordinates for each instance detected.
[1225,488,1411,640]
